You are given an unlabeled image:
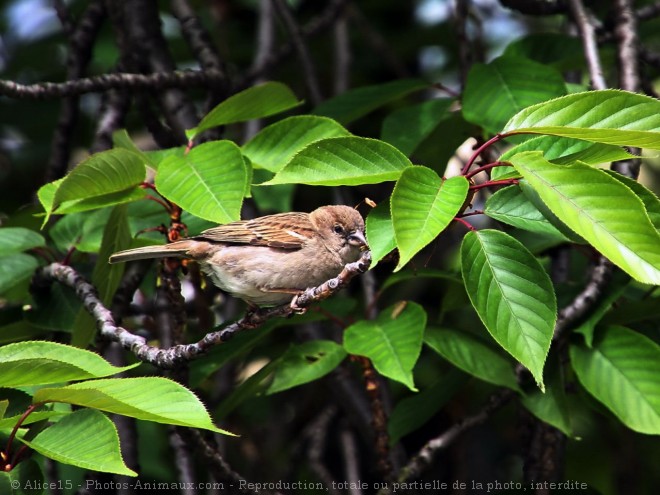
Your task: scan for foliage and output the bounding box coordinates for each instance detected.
[1,1,660,493]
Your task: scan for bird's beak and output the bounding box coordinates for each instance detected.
[348,230,369,250]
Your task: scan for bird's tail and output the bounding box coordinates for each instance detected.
[108,240,195,264]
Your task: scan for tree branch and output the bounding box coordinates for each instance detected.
[387,389,515,490]
[33,250,371,369]
[614,0,640,93]
[171,0,229,112]
[553,256,613,340]
[46,0,107,182]
[0,70,227,100]
[568,0,607,89]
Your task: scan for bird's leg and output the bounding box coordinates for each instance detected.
[289,293,307,314]
[261,287,308,314]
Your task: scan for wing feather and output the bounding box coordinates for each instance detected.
[196,212,314,249]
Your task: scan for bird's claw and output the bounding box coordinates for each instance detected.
[289,294,307,314]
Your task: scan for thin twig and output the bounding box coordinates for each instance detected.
[171,0,227,78]
[637,1,660,21]
[612,0,641,179]
[171,0,229,114]
[461,134,504,175]
[333,13,351,95]
[244,0,277,141]
[614,0,640,92]
[304,408,340,494]
[91,88,131,152]
[169,429,197,495]
[568,0,607,89]
[386,390,514,490]
[120,0,199,135]
[52,0,76,36]
[340,427,363,495]
[182,429,282,495]
[465,162,511,180]
[243,0,348,87]
[346,6,409,79]
[271,0,323,105]
[553,256,613,341]
[353,356,392,481]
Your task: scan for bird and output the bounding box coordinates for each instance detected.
[109,205,368,306]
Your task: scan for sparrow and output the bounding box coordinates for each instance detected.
[109,205,368,306]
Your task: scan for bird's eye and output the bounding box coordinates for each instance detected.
[333,224,345,234]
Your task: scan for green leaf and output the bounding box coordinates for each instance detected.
[570,325,660,434]
[49,208,115,254]
[521,379,573,436]
[189,324,275,388]
[503,33,584,71]
[313,79,428,125]
[603,296,660,327]
[365,202,396,266]
[499,135,636,171]
[424,327,521,391]
[0,253,38,295]
[460,230,556,389]
[93,204,132,307]
[52,149,146,213]
[484,185,570,240]
[388,370,466,444]
[38,179,146,219]
[413,112,476,172]
[518,180,586,244]
[343,302,426,391]
[143,146,187,171]
[0,228,45,256]
[0,410,66,430]
[242,116,350,173]
[381,98,453,156]
[0,475,11,494]
[391,169,469,271]
[380,268,463,293]
[263,136,412,186]
[215,361,278,420]
[503,89,660,149]
[156,140,246,223]
[71,205,132,348]
[0,341,139,387]
[509,152,660,284]
[250,170,296,212]
[602,170,660,231]
[0,320,49,345]
[188,81,302,140]
[0,459,44,495]
[267,340,347,394]
[463,56,567,134]
[34,377,232,435]
[36,179,62,221]
[112,129,158,168]
[54,187,147,215]
[20,409,136,476]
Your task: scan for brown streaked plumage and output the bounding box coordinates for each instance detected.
[109,205,367,306]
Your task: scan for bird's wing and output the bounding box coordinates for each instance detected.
[197,212,314,249]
